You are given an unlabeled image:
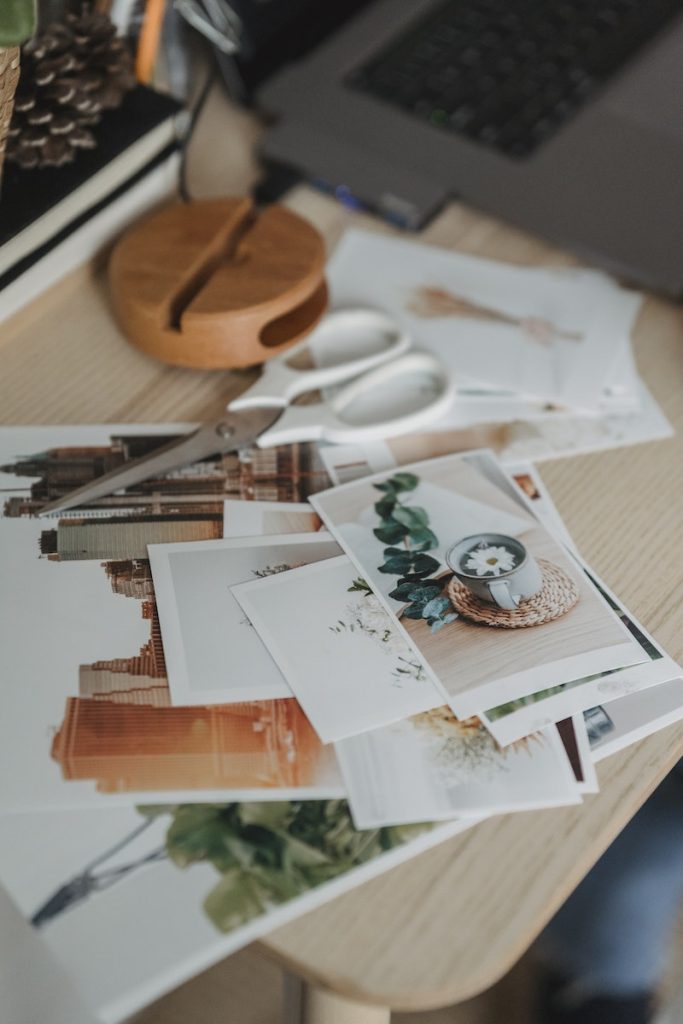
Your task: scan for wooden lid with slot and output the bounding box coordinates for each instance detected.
[109,197,328,368]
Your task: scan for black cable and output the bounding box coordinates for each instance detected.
[252,160,304,207]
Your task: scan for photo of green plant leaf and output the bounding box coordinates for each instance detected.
[375,472,457,633]
[29,799,436,935]
[144,800,434,933]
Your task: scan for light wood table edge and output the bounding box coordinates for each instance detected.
[257,722,683,1012]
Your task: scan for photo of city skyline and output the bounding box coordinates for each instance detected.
[0,427,342,808]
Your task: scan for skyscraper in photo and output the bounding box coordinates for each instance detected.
[51,698,325,791]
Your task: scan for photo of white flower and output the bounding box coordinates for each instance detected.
[464,544,517,577]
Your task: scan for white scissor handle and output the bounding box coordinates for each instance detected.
[256,352,454,448]
[228,308,411,411]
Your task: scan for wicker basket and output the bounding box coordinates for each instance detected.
[0,46,20,189]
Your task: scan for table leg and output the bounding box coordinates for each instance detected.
[283,972,391,1024]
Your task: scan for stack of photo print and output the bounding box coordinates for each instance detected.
[0,425,681,1022]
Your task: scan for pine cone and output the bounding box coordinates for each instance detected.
[6,6,136,170]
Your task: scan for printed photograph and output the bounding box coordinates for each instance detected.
[0,427,344,811]
[508,461,574,546]
[148,533,341,706]
[0,801,473,1023]
[311,450,645,715]
[382,382,672,467]
[586,678,683,762]
[560,714,598,794]
[481,575,673,745]
[328,229,642,412]
[223,499,322,538]
[583,705,616,746]
[232,555,443,743]
[478,465,679,745]
[335,707,580,829]
[318,440,397,486]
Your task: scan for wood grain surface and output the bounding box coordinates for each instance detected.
[109,198,328,368]
[2,85,682,1012]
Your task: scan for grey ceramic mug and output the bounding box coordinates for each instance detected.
[446,533,543,611]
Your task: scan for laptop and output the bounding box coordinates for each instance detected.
[223,0,683,294]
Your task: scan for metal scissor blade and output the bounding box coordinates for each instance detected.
[37,407,282,516]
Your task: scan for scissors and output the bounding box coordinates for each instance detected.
[39,309,453,517]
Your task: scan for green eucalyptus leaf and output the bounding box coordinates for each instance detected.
[374,496,396,517]
[429,611,458,633]
[396,586,433,606]
[388,581,419,601]
[422,596,451,617]
[373,481,397,494]
[374,522,409,544]
[411,554,440,574]
[378,554,413,573]
[398,570,436,583]
[402,604,427,619]
[393,505,429,529]
[391,472,419,491]
[407,527,439,552]
[407,583,441,601]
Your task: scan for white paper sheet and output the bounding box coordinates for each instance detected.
[232,555,444,742]
[328,229,642,412]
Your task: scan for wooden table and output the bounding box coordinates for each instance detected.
[2,86,683,1024]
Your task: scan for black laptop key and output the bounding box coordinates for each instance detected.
[347,0,681,158]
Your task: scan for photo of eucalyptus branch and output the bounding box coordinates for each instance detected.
[311,451,644,716]
[374,471,457,633]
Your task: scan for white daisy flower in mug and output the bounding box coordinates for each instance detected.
[465,545,517,577]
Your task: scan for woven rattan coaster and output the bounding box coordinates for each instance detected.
[447,558,579,628]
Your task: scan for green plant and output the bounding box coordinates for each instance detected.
[373,472,457,633]
[142,801,432,933]
[0,0,36,47]
[348,576,373,596]
[30,800,435,933]
[328,576,427,682]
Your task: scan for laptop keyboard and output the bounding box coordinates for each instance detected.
[346,0,680,158]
